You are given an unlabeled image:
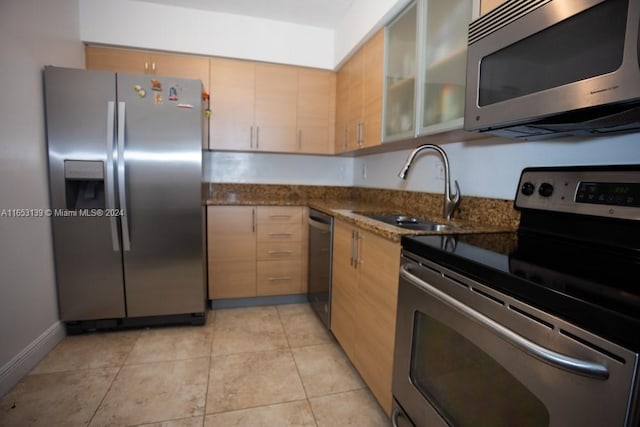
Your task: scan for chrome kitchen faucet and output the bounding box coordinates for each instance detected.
[398,144,461,220]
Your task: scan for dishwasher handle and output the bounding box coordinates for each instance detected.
[400,264,610,380]
[308,216,331,232]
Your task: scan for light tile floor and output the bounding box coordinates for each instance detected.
[0,304,389,427]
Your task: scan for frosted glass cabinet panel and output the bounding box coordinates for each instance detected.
[383,2,417,142]
[383,0,478,142]
[419,0,474,135]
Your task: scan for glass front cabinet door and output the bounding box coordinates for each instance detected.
[383,0,478,142]
[383,2,418,142]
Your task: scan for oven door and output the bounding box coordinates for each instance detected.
[392,254,638,427]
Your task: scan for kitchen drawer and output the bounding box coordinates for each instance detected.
[257,260,302,295]
[257,241,302,260]
[257,223,302,242]
[257,206,303,224]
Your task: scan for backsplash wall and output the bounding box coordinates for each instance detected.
[203,151,353,185]
[204,132,640,201]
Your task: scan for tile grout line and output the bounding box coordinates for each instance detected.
[86,331,143,426]
[202,308,215,427]
[275,304,321,427]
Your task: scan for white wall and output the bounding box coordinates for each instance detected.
[333,0,410,66]
[354,133,640,199]
[0,0,84,397]
[204,151,353,185]
[78,0,411,69]
[79,0,335,69]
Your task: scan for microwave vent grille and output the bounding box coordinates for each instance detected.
[468,0,551,45]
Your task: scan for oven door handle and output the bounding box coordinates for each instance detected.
[400,264,610,380]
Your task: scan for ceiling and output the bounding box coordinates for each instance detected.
[136,0,355,29]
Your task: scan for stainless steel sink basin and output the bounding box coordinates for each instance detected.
[354,212,455,232]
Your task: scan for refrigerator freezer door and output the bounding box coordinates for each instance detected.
[116,74,205,317]
[44,67,126,321]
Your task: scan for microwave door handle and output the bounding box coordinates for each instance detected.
[117,101,131,251]
[400,264,610,380]
[106,101,119,251]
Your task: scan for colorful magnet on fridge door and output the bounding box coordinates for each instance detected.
[151,79,162,91]
[133,85,146,98]
[154,93,163,105]
[168,87,178,101]
[205,108,212,118]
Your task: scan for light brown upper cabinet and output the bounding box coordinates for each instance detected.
[85,46,210,92]
[209,58,255,151]
[335,29,385,153]
[297,69,336,154]
[254,63,298,153]
[210,59,335,154]
[480,0,506,15]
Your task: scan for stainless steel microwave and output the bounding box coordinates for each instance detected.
[464,0,640,139]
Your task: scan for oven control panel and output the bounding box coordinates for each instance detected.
[515,166,640,220]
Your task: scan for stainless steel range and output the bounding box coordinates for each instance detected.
[392,165,640,427]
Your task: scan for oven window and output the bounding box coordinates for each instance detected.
[478,0,627,106]
[410,311,549,426]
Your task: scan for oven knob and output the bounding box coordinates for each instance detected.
[538,183,554,197]
[521,182,535,196]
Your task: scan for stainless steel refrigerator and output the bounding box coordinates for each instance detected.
[44,66,206,332]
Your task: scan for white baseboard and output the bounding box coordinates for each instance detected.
[0,321,65,397]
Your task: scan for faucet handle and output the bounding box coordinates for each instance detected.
[446,180,461,219]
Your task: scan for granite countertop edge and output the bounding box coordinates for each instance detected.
[204,197,516,243]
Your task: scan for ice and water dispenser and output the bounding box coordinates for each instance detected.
[64,160,105,210]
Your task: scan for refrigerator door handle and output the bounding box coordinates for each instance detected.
[106,101,119,251]
[117,101,131,251]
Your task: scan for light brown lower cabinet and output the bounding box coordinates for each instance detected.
[330,219,400,415]
[207,205,307,299]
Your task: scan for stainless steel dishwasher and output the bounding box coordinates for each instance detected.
[307,208,333,329]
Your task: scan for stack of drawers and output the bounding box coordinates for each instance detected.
[256,206,304,296]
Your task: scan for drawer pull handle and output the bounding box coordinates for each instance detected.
[269,215,293,219]
[268,233,293,237]
[268,276,292,281]
[267,250,293,255]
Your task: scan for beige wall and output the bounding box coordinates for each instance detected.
[0,0,84,396]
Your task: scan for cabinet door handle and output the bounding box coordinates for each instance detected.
[250,126,254,149]
[343,127,348,152]
[350,230,355,266]
[268,276,293,281]
[298,129,302,150]
[269,215,292,219]
[252,208,256,233]
[267,250,294,255]
[355,231,363,267]
[144,61,149,72]
[151,62,156,73]
[357,122,364,146]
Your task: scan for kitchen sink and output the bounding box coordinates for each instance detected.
[354,212,456,232]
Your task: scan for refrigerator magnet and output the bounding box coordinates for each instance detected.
[133,85,146,98]
[154,93,163,105]
[168,87,178,101]
[151,79,162,91]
